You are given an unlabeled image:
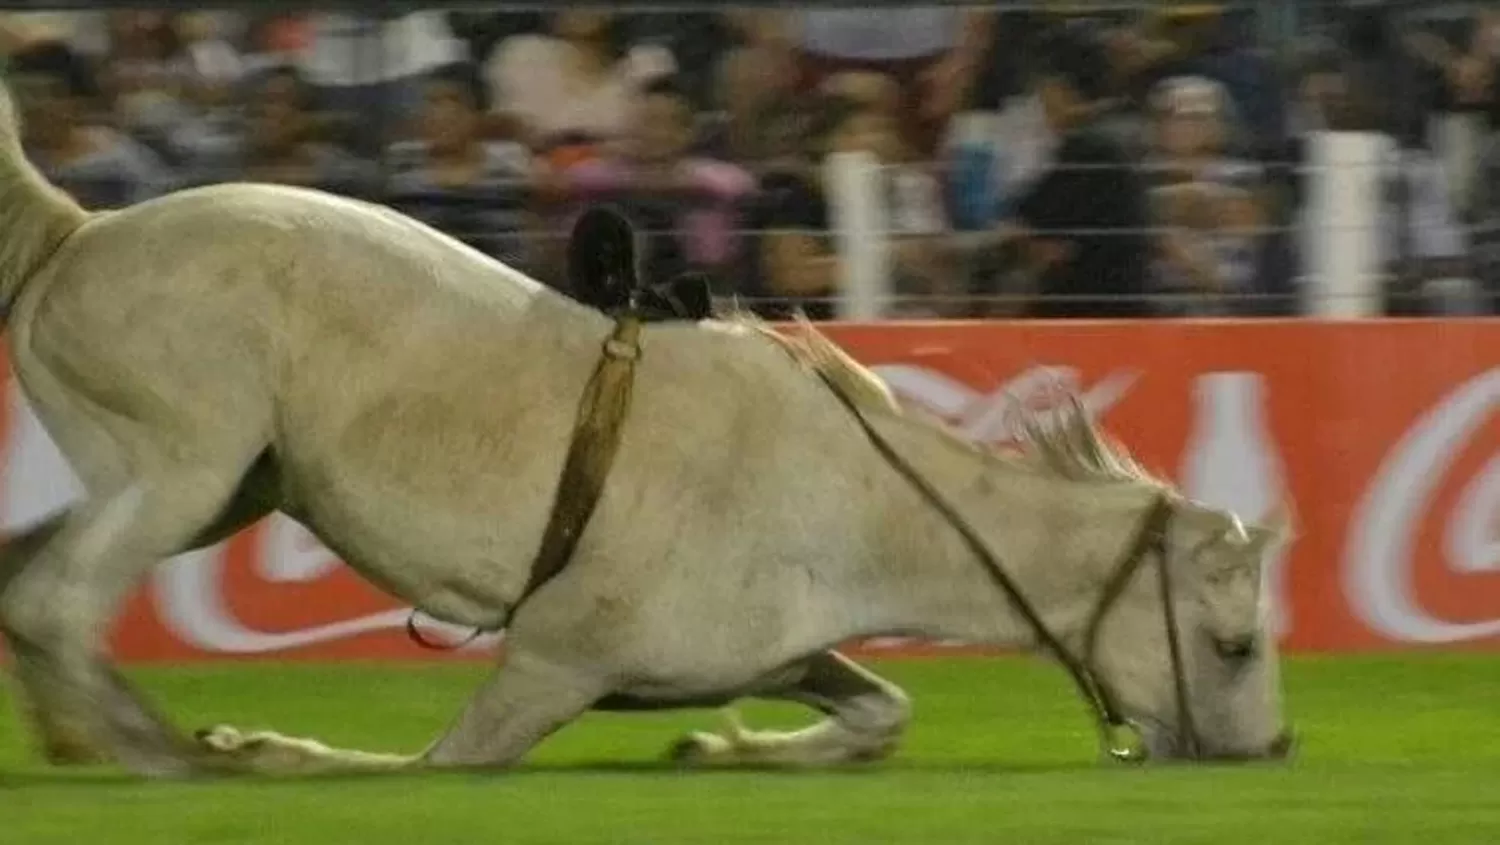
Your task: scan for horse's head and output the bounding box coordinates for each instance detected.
[1090,498,1295,763]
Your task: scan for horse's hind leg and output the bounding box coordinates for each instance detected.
[0,460,262,777]
[0,513,92,762]
[666,650,913,767]
[0,453,279,766]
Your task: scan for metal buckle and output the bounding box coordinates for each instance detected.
[603,337,642,361]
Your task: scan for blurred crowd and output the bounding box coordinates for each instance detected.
[0,4,1497,318]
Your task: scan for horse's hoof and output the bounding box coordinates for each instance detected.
[194,724,264,753]
[665,735,705,764]
[664,731,733,765]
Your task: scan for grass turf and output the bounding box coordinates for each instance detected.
[2,654,1496,844]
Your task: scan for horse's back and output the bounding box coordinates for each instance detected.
[20,180,601,410]
[49,182,552,315]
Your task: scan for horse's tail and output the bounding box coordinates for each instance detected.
[0,67,90,317]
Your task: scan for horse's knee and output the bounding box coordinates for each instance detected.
[0,563,77,651]
[0,515,68,601]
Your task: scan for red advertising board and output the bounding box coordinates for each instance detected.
[1,319,1496,660]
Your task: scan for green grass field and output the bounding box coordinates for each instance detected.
[3,654,1497,844]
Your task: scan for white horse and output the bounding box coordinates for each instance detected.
[0,76,1291,778]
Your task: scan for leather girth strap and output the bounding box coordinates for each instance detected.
[406,312,645,649]
[520,313,644,600]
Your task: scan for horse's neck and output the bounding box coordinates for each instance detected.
[841,418,1161,650]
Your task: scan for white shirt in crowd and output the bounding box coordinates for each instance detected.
[298,12,464,88]
[484,34,675,143]
[795,8,962,62]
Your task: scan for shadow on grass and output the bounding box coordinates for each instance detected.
[2,757,1118,790]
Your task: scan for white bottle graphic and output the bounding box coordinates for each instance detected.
[1179,372,1291,639]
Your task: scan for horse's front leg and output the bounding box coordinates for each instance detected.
[667,650,913,767]
[193,646,605,775]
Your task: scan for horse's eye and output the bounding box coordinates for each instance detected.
[1211,634,1258,662]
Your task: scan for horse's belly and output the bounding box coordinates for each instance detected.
[291,493,534,631]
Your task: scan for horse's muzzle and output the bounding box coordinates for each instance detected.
[1143,724,1297,763]
[1266,728,1297,760]
[1205,727,1297,763]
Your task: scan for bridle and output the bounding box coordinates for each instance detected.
[814,370,1203,762]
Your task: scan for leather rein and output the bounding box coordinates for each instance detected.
[811,369,1203,762]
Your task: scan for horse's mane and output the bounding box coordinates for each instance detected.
[718,309,1168,491]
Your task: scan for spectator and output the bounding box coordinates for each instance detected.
[144,14,251,172]
[100,11,241,146]
[743,93,954,319]
[1063,20,1149,162]
[483,11,675,167]
[1000,27,1154,319]
[710,11,800,164]
[240,12,313,70]
[562,78,756,286]
[0,11,108,59]
[1144,76,1267,316]
[1340,6,1428,149]
[1130,6,1287,161]
[790,7,994,159]
[214,65,373,194]
[739,95,851,320]
[1344,8,1473,314]
[814,70,956,315]
[8,40,178,208]
[941,13,1064,238]
[1472,69,1500,311]
[1413,10,1498,222]
[174,13,246,109]
[614,11,734,115]
[296,11,466,156]
[444,10,545,68]
[385,61,536,271]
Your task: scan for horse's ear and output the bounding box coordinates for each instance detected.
[1248,502,1296,553]
[567,206,639,312]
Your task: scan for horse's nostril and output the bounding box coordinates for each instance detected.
[1267,729,1296,760]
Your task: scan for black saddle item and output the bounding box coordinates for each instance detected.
[566,206,715,322]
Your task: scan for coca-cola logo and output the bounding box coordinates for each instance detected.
[1345,367,1500,643]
